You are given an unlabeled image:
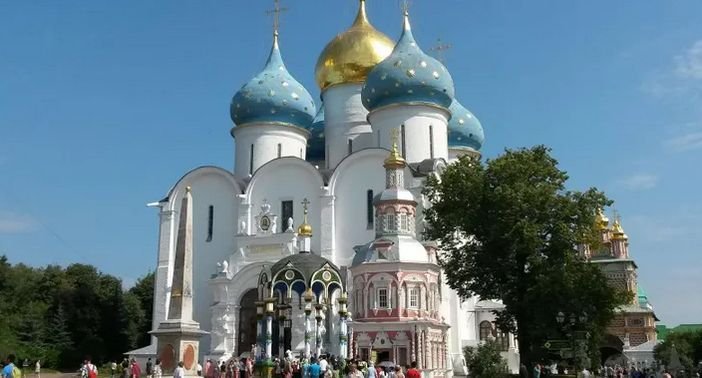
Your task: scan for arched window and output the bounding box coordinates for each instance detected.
[479,321,493,342]
[249,144,255,174]
[429,124,434,159]
[206,205,214,242]
[366,190,374,229]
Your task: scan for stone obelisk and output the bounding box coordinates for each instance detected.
[151,186,207,376]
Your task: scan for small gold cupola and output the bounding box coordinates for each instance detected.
[297,198,313,237]
[611,217,628,240]
[595,208,610,230]
[384,129,406,169]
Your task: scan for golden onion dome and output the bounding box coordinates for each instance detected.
[314,0,395,91]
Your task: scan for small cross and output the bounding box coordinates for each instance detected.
[301,198,310,212]
[430,38,452,63]
[265,0,288,34]
[612,209,620,223]
[390,128,400,147]
[399,0,412,14]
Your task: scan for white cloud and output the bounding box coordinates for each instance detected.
[617,174,659,190]
[0,212,37,233]
[665,131,702,152]
[642,40,702,99]
[674,40,702,80]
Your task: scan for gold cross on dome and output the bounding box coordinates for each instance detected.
[265,0,288,34]
[430,38,452,63]
[301,198,310,212]
[390,128,400,147]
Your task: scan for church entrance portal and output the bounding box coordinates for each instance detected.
[599,333,625,366]
[238,289,258,357]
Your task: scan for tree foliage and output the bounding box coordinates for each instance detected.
[654,330,702,373]
[463,341,509,378]
[0,256,154,369]
[424,146,629,371]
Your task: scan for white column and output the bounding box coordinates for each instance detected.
[339,315,348,359]
[265,308,273,360]
[315,307,323,357]
[304,312,311,358]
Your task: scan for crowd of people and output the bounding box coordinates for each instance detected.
[525,362,700,377]
[177,353,423,378]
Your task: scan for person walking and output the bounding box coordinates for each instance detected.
[130,359,142,378]
[34,360,40,378]
[306,358,321,378]
[153,360,162,378]
[347,364,363,378]
[146,359,153,378]
[2,354,20,378]
[174,363,185,378]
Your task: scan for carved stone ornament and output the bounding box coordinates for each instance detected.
[255,199,279,236]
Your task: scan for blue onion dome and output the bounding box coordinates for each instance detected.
[230,33,316,129]
[361,11,455,112]
[306,106,325,162]
[448,100,484,151]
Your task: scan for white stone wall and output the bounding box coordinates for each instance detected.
[243,158,325,251]
[322,84,373,169]
[152,167,242,352]
[327,149,388,266]
[232,124,308,178]
[368,105,450,163]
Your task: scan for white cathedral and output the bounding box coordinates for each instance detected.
[141,1,520,375]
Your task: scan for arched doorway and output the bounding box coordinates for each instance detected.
[238,289,258,357]
[600,333,625,366]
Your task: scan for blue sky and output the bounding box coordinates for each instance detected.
[1,1,701,326]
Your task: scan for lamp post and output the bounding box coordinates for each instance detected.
[555,311,588,372]
[315,300,325,358]
[255,300,265,363]
[277,301,288,359]
[338,291,349,359]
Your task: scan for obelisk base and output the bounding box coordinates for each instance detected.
[151,320,208,377]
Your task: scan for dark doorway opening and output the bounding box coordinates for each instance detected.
[238,289,258,357]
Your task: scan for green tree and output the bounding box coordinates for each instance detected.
[424,146,628,373]
[654,330,702,373]
[129,271,155,347]
[0,256,156,369]
[463,341,508,378]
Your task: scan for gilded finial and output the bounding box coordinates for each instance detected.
[353,0,370,26]
[384,128,406,168]
[185,186,192,193]
[297,198,313,237]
